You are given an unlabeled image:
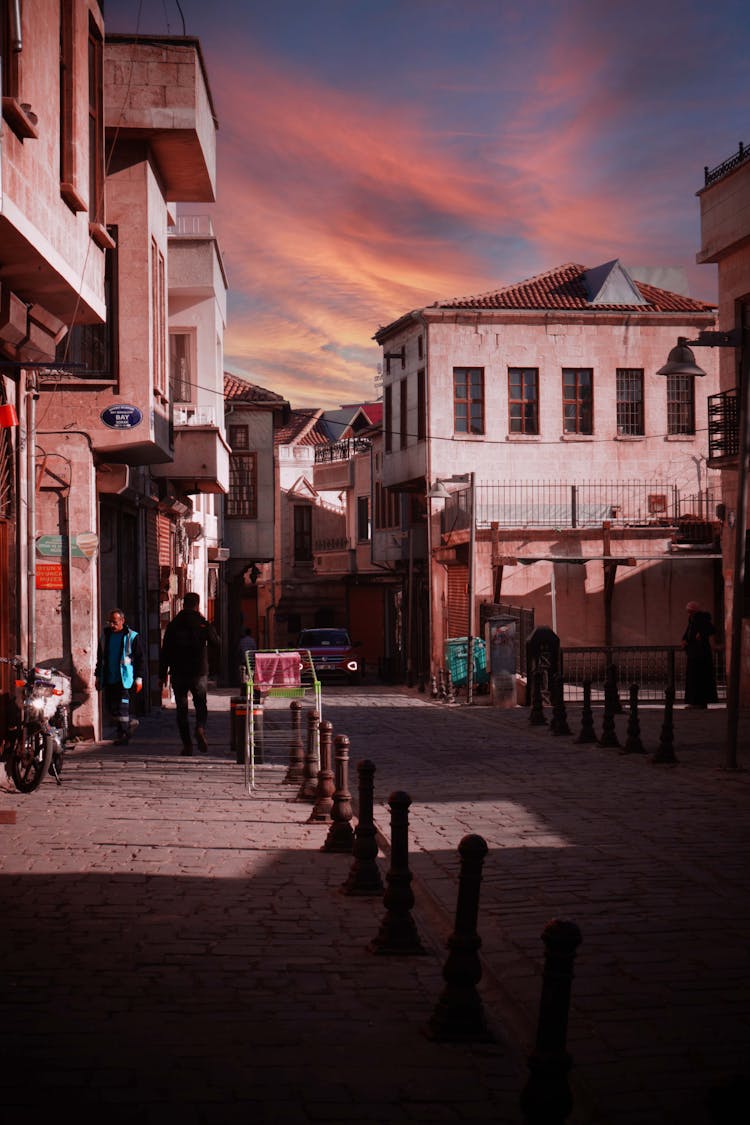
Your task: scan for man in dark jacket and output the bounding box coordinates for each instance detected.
[159,592,220,755]
[95,608,144,745]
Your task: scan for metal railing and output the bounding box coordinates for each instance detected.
[168,214,215,238]
[314,437,372,463]
[174,405,220,427]
[704,141,750,187]
[443,481,713,531]
[708,389,739,463]
[560,645,726,702]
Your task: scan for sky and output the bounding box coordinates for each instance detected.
[105,0,750,410]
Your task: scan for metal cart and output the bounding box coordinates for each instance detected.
[242,649,322,795]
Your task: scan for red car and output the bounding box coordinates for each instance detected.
[297,628,364,684]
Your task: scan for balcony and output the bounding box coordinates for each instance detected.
[708,389,739,466]
[105,37,217,202]
[152,405,230,493]
[313,438,371,491]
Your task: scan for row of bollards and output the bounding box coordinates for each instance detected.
[274,700,583,1125]
[529,672,678,764]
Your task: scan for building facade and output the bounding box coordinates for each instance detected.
[375,260,721,679]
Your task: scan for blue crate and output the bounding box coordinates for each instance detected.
[444,637,488,687]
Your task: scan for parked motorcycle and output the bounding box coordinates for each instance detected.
[1,657,72,792]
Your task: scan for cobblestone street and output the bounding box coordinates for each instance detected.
[1,685,748,1124]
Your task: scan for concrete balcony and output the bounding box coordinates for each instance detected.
[152,406,230,493]
[105,37,217,202]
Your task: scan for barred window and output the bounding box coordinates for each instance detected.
[616,368,644,435]
[562,368,593,434]
[294,505,312,561]
[667,374,695,435]
[508,368,539,434]
[454,367,484,434]
[226,451,257,519]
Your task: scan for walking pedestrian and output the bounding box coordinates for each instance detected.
[682,600,718,708]
[237,627,257,683]
[95,608,144,744]
[159,592,220,755]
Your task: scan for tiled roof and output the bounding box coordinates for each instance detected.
[274,408,325,446]
[223,372,287,404]
[438,263,715,314]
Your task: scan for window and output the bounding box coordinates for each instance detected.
[374,478,400,530]
[294,505,312,562]
[56,226,118,376]
[399,378,407,450]
[417,369,426,442]
[384,384,392,453]
[1,2,20,101]
[170,333,192,403]
[226,426,257,518]
[357,496,370,542]
[508,368,539,434]
[616,368,644,435]
[562,368,593,434]
[453,367,484,434]
[667,374,695,435]
[88,15,104,221]
[151,239,166,394]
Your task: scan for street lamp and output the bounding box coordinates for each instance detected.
[427,472,476,704]
[657,326,750,770]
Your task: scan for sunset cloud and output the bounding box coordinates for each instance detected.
[106,0,747,408]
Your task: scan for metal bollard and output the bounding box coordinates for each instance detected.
[431,674,439,700]
[598,677,621,748]
[284,699,305,784]
[606,663,623,713]
[575,680,597,744]
[369,791,426,955]
[446,668,455,705]
[342,759,384,896]
[550,674,572,736]
[297,709,320,800]
[652,685,678,764]
[427,834,493,1042]
[622,683,645,754]
[308,720,335,823]
[322,734,355,852]
[521,919,583,1125]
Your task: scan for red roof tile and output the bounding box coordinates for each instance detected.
[439,263,715,314]
[223,372,287,404]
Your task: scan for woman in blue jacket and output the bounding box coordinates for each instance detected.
[95,608,144,744]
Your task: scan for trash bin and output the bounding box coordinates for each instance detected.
[444,637,488,688]
[230,696,264,764]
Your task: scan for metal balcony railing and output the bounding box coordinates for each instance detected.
[704,141,750,187]
[708,389,739,463]
[168,215,215,238]
[174,405,220,427]
[443,481,713,531]
[314,437,372,463]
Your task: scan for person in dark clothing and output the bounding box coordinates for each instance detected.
[95,608,144,744]
[682,601,718,708]
[159,592,220,755]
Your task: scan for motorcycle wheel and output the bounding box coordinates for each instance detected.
[10,726,53,793]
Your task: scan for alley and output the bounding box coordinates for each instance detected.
[1,686,748,1125]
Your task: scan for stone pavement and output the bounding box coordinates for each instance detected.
[1,685,748,1124]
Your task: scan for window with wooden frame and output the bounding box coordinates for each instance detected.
[399,378,408,450]
[453,367,484,434]
[562,368,593,434]
[384,384,392,453]
[226,426,257,519]
[87,14,104,222]
[151,239,167,395]
[2,1,37,139]
[508,368,539,434]
[616,368,644,435]
[293,505,312,562]
[357,495,370,542]
[667,373,695,435]
[417,368,426,442]
[169,332,193,403]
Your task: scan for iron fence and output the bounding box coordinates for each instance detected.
[314,437,372,464]
[560,645,726,702]
[442,481,716,531]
